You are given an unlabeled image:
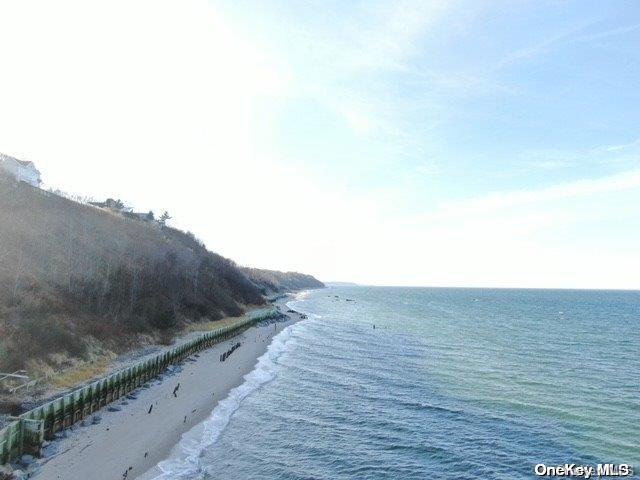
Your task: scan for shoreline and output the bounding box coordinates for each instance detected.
[34,297,305,480]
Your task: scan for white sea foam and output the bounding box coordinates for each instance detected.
[286,290,322,318]
[293,289,312,300]
[150,323,299,479]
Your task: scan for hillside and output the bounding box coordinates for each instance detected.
[0,173,264,375]
[243,268,325,294]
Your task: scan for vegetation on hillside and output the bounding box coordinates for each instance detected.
[243,268,325,294]
[0,173,263,374]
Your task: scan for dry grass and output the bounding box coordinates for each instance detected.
[186,317,242,333]
[50,355,115,390]
[50,307,262,389]
[185,305,260,333]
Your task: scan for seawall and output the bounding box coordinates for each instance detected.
[0,307,280,465]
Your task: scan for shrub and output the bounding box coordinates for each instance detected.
[145,298,177,330]
[1,317,87,371]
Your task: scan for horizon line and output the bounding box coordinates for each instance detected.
[322,282,640,292]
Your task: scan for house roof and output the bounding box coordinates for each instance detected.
[0,153,36,169]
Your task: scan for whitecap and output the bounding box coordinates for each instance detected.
[150,323,299,479]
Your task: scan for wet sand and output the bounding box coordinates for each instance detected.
[36,307,301,480]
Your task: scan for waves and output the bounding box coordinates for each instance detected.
[286,289,322,318]
[148,287,640,479]
[150,322,300,480]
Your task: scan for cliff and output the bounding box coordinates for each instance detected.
[243,268,325,294]
[0,172,264,373]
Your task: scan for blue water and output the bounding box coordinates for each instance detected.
[162,287,640,479]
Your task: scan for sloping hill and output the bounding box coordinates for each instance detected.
[243,268,324,294]
[0,173,264,373]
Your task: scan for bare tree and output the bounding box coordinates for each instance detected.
[158,211,172,227]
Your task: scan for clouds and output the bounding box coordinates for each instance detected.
[341,0,450,72]
[497,18,640,68]
[1,0,639,289]
[382,168,640,289]
[605,138,640,152]
[222,0,451,139]
[438,169,640,216]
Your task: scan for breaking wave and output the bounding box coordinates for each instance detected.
[150,322,300,480]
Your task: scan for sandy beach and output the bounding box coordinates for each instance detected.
[35,302,302,480]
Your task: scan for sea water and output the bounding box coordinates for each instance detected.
[156,287,640,479]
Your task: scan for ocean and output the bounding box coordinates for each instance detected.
[156,286,640,479]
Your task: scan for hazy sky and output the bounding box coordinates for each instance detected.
[1,0,639,289]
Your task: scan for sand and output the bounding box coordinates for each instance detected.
[35,305,301,480]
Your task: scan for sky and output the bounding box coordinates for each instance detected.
[0,0,639,289]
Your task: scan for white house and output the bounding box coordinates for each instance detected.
[0,153,42,187]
